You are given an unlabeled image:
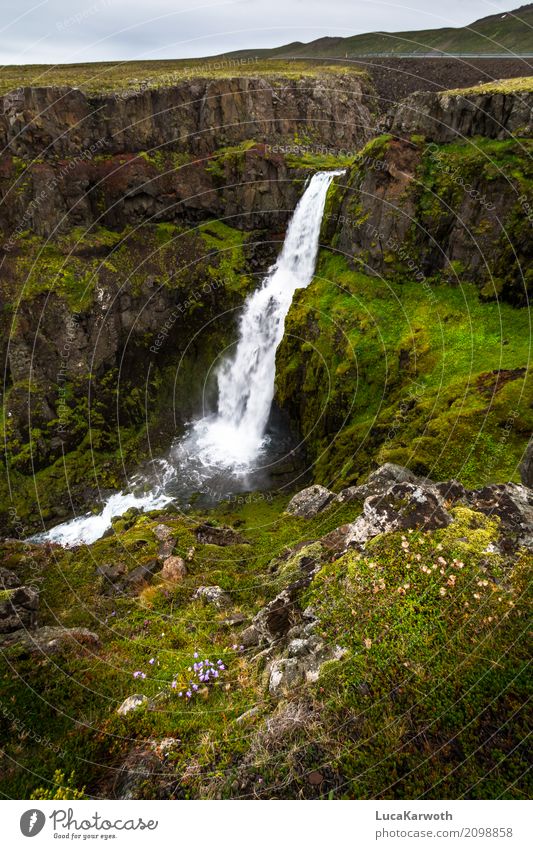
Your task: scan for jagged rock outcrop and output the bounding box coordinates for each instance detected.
[335,462,420,503]
[286,464,533,552]
[388,89,533,143]
[285,484,334,518]
[0,144,301,238]
[344,481,452,544]
[0,584,39,633]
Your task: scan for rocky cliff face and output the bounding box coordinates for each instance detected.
[1,75,371,159]
[0,75,372,238]
[276,87,532,491]
[388,88,533,142]
[322,128,532,305]
[0,143,301,238]
[0,72,373,533]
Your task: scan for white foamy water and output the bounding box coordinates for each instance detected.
[36,462,175,547]
[188,169,344,467]
[32,171,342,546]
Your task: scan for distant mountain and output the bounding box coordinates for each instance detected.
[225,4,533,58]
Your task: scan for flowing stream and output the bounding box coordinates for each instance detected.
[34,170,342,546]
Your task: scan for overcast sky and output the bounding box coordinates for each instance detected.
[0,0,521,66]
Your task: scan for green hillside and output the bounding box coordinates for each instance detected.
[228,4,533,57]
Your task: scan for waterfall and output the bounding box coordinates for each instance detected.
[192,169,343,467]
[33,170,342,546]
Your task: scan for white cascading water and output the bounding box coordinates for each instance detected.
[33,170,342,546]
[191,169,343,467]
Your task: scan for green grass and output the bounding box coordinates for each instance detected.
[0,59,365,97]
[0,496,530,799]
[299,510,531,799]
[0,496,359,798]
[446,76,533,95]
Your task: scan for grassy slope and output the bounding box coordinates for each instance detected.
[276,253,532,490]
[0,495,530,799]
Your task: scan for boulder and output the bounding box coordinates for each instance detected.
[192,585,231,608]
[96,562,127,590]
[0,585,39,633]
[466,483,533,548]
[0,626,99,655]
[268,642,347,697]
[345,481,452,545]
[153,523,174,541]
[117,694,149,716]
[157,538,175,559]
[160,556,187,582]
[195,523,249,546]
[336,463,420,504]
[252,588,301,644]
[268,657,303,696]
[285,485,334,518]
[0,567,21,589]
[153,524,176,559]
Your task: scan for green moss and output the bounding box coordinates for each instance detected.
[0,588,14,603]
[275,251,533,488]
[204,139,258,183]
[285,150,355,170]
